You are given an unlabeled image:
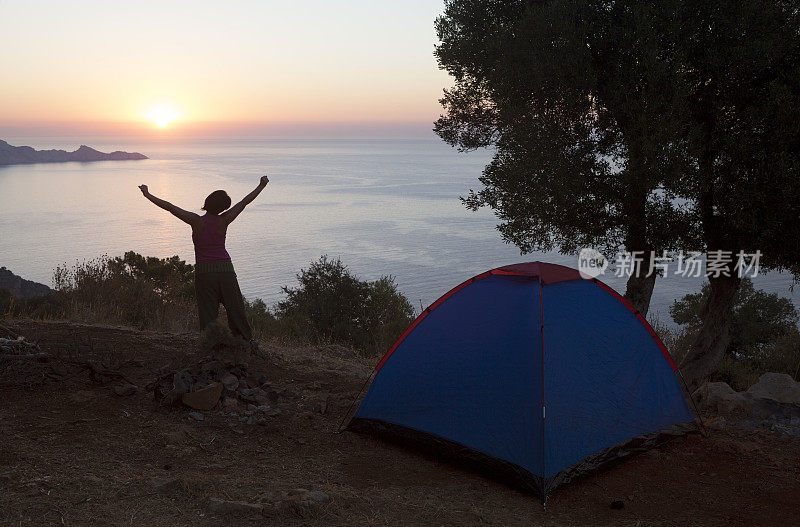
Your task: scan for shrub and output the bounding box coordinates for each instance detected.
[0,288,11,316]
[668,278,800,388]
[274,256,415,355]
[8,252,417,356]
[49,253,196,331]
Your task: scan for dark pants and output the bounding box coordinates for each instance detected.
[195,269,252,340]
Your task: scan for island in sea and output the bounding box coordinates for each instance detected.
[0,140,147,165]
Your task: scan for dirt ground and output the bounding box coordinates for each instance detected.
[1,319,798,526]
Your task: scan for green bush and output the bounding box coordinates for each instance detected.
[668,278,800,389]
[274,256,416,355]
[243,297,280,338]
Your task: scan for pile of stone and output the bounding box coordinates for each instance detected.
[0,324,46,359]
[694,372,800,437]
[0,324,57,387]
[148,359,281,416]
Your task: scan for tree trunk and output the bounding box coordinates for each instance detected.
[679,273,741,392]
[623,250,656,317]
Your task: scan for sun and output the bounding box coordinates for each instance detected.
[145,104,180,128]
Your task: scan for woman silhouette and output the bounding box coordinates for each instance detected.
[139,176,269,348]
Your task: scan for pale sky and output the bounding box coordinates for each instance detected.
[0,0,451,126]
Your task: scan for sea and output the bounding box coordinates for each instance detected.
[0,133,797,324]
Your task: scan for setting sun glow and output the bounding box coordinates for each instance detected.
[145,104,180,128]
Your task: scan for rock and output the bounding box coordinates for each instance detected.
[259,488,330,516]
[771,417,800,438]
[164,429,187,445]
[281,389,301,401]
[113,383,137,396]
[202,360,224,372]
[222,397,239,409]
[244,377,260,389]
[351,368,369,380]
[694,378,800,436]
[188,411,205,421]
[154,477,183,496]
[220,373,239,391]
[70,390,95,403]
[253,393,272,406]
[693,382,749,416]
[177,446,200,458]
[747,373,800,404]
[208,498,263,515]
[288,488,329,507]
[181,382,223,411]
[162,371,192,405]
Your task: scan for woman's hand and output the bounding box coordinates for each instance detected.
[260,175,269,186]
[138,184,149,196]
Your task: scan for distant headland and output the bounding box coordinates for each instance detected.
[0,140,147,165]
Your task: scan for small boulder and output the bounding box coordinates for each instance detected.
[70,390,95,403]
[693,382,749,416]
[259,488,330,517]
[181,382,223,411]
[162,371,192,405]
[154,477,183,496]
[113,383,137,396]
[222,397,239,409]
[188,411,205,421]
[220,373,239,391]
[288,488,329,507]
[747,373,800,404]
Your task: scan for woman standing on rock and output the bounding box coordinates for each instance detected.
[138,176,269,349]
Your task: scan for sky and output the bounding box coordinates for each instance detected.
[0,0,452,130]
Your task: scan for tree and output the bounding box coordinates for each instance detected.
[434,0,695,316]
[671,279,800,386]
[671,278,799,361]
[671,1,800,390]
[435,0,800,389]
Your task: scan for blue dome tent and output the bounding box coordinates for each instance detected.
[345,262,698,501]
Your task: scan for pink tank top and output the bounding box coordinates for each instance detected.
[192,215,231,263]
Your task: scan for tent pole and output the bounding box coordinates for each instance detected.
[677,369,707,434]
[334,369,375,434]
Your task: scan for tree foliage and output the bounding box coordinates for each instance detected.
[670,279,800,388]
[671,279,799,361]
[435,0,800,386]
[275,256,415,355]
[434,0,696,314]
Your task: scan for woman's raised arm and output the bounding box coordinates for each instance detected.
[220,175,269,225]
[139,184,200,226]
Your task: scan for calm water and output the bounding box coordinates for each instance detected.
[0,135,797,322]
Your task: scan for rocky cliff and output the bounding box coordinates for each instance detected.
[0,140,147,165]
[0,267,53,298]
